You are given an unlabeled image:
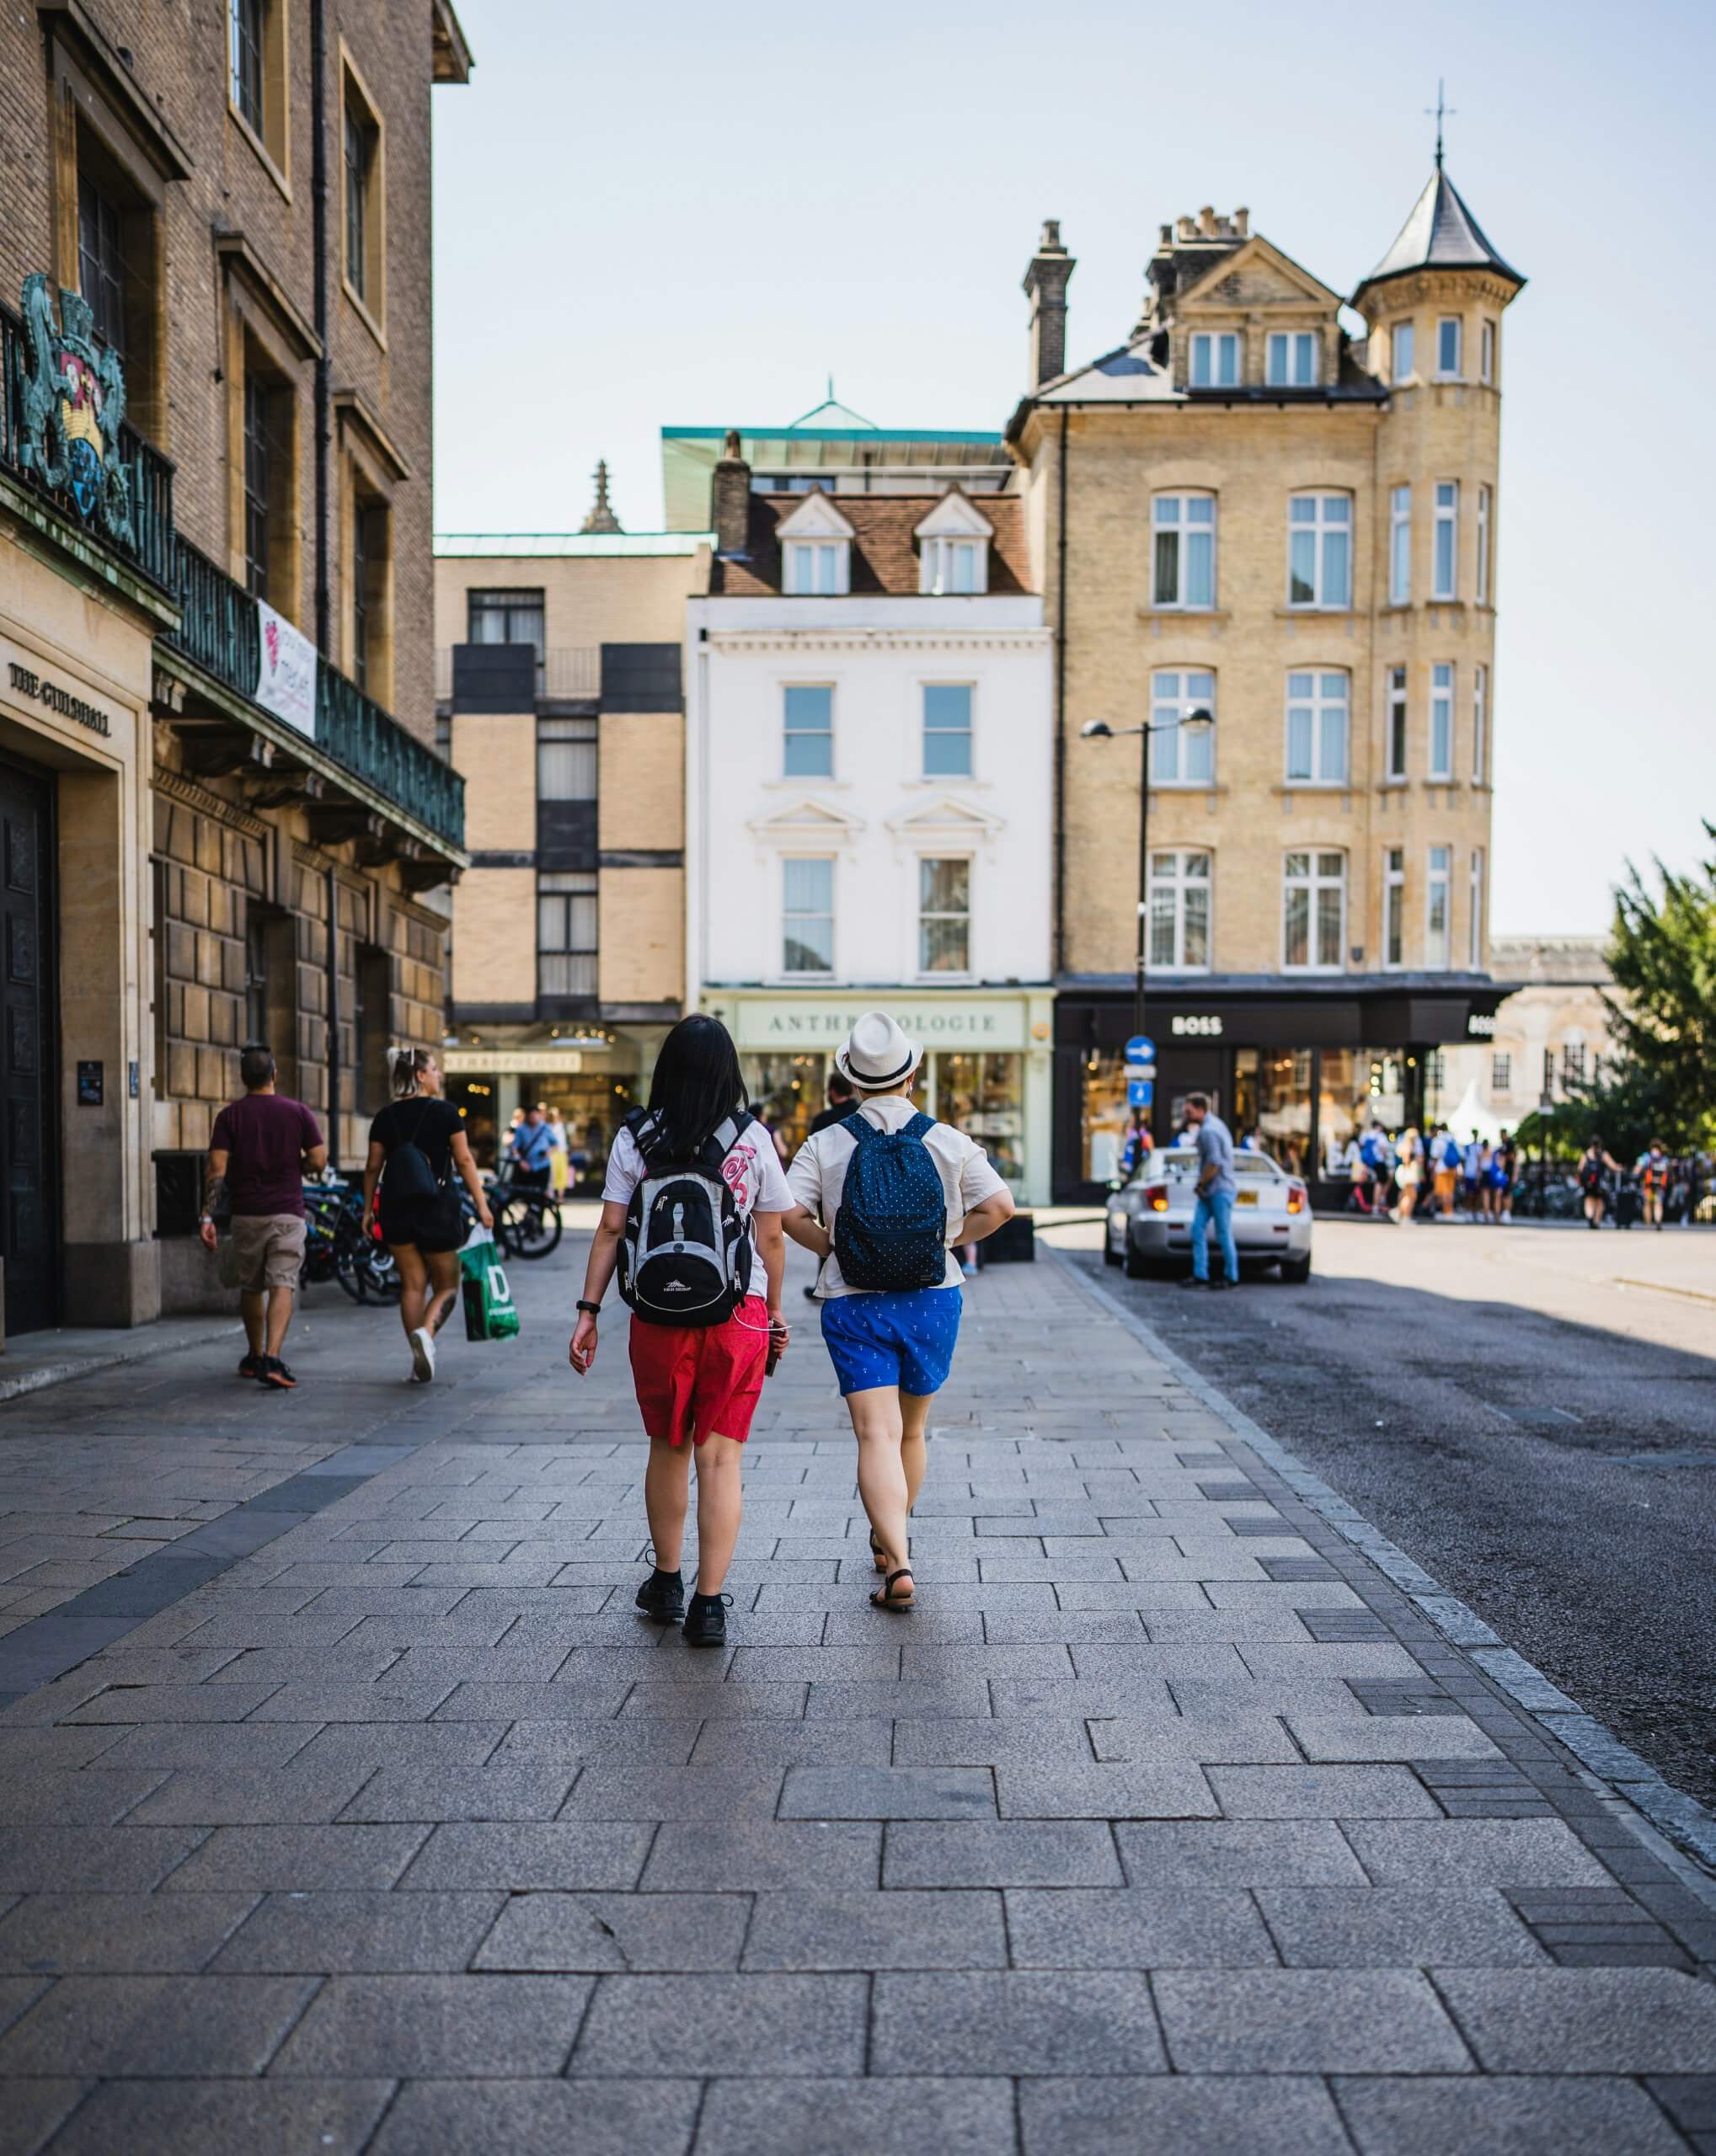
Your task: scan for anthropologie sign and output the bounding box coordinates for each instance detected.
[255,601,318,737]
[720,998,1032,1053]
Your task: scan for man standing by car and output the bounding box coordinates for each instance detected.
[200,1045,326,1388]
[1179,1092,1238,1292]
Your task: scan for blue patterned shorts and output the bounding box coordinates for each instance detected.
[820,1287,963,1398]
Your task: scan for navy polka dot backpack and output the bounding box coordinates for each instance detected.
[833,1112,948,1291]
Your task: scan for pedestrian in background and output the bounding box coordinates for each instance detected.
[364,1048,494,1384]
[546,1106,571,1197]
[809,1069,858,1136]
[508,1103,555,1191]
[782,1012,1014,1611]
[1177,1091,1239,1292]
[1430,1125,1459,1219]
[200,1045,326,1389]
[1393,1124,1424,1222]
[1636,1139,1671,1230]
[570,1016,791,1647]
[1578,1138,1621,1228]
[1494,1130,1517,1220]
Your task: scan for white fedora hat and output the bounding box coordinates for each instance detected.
[834,1010,922,1091]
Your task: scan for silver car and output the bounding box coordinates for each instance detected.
[1104,1147,1313,1282]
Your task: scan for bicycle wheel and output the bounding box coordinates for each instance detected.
[497,1192,562,1259]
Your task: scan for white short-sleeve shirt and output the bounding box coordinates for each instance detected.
[602,1115,792,1299]
[786,1091,1008,1299]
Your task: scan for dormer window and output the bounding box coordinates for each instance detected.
[1266,332,1318,387]
[922,538,984,595]
[1189,332,1241,387]
[785,542,845,595]
[912,489,993,596]
[775,488,855,595]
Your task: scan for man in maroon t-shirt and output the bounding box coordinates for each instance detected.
[200,1046,326,1388]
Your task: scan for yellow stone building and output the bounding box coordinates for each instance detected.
[0,0,471,1332]
[432,503,710,1167]
[1008,169,1525,1197]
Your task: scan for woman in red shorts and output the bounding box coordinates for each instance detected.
[569,1016,790,1646]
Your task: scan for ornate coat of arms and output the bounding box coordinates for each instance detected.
[16,273,135,550]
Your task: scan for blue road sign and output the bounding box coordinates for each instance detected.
[1127,1077,1155,1109]
[1125,1034,1156,1065]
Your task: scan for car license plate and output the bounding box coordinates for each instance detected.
[1236,1189,1259,1206]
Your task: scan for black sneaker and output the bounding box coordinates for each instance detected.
[635,1567,685,1625]
[1177,1275,1207,1290]
[237,1351,264,1380]
[682,1592,731,1648]
[259,1356,297,1389]
[1208,1277,1236,1292]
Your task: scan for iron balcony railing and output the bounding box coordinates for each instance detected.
[0,297,175,590]
[163,535,464,853]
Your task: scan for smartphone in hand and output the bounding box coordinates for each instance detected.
[765,1318,787,1377]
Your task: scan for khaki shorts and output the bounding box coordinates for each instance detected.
[231,1213,307,1294]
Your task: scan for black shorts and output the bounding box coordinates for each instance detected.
[382,1191,465,1253]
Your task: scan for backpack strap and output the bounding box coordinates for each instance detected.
[902,1112,934,1142]
[841,1111,878,1147]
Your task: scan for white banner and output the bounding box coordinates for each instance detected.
[254,600,317,738]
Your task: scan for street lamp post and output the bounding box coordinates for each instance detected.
[1080,708,1215,1049]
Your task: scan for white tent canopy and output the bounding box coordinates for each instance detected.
[1440,1078,1507,1147]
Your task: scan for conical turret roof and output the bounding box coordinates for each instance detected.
[1355,168,1524,300]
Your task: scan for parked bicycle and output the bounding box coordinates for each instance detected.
[302,1177,401,1301]
[474,1175,564,1261]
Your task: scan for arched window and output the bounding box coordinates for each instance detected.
[1287,493,1352,609]
[1285,671,1349,785]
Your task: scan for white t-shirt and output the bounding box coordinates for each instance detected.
[602,1116,793,1303]
[786,1091,1008,1299]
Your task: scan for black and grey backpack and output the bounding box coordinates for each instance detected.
[616,1108,756,1328]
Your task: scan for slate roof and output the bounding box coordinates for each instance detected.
[710,494,1034,598]
[1357,168,1525,296]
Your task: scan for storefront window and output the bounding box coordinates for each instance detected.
[1319,1048,1409,1176]
[1232,1048,1312,1175]
[931,1053,1023,1186]
[1081,1053,1131,1182]
[741,1052,828,1161]
[526,1073,634,1185]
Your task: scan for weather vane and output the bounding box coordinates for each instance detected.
[1426,78,1457,170]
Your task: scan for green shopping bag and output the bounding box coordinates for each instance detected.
[460,1227,520,1342]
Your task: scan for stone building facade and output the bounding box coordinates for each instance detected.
[1007,172,1526,1197]
[0,0,470,1331]
[432,522,710,1171]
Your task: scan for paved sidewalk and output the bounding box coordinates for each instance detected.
[0,1245,1713,2152]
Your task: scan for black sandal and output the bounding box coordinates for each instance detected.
[869,1527,889,1574]
[871,1567,915,1611]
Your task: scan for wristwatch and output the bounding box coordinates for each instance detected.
[575,1299,602,1317]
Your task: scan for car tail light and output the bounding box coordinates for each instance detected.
[1286,1181,1307,1214]
[1145,1183,1169,1213]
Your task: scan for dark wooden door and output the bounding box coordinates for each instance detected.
[0,760,57,1335]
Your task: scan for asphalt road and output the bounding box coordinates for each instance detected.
[1053,1215,1716,1813]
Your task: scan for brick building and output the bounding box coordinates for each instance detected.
[0,0,471,1331]
[432,492,710,1171]
[1007,171,1526,1198]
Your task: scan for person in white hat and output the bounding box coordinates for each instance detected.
[782,1011,1015,1609]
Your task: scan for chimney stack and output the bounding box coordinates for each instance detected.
[711,429,751,556]
[1233,207,1250,238]
[1022,219,1075,389]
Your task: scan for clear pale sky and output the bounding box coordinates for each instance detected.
[430,0,1715,938]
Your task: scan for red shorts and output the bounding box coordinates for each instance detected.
[628,1297,770,1448]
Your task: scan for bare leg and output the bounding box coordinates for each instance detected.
[264,1287,294,1358]
[392,1243,429,1338]
[900,1391,933,1515]
[424,1247,461,1334]
[240,1291,265,1357]
[692,1434,744,1596]
[644,1435,693,1575]
[847,1386,911,1574]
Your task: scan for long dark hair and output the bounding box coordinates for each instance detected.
[646,1014,746,1161]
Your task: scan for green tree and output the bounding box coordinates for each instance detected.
[1578,826,1716,1152]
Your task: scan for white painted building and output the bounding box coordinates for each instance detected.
[684,435,1055,1199]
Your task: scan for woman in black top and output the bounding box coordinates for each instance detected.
[363,1048,492,1384]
